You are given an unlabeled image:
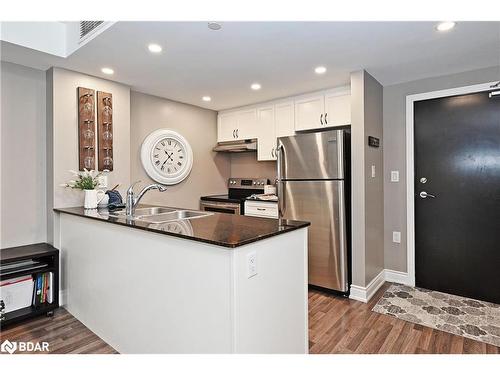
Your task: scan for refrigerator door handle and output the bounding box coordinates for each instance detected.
[337,180,348,289]
[276,144,285,219]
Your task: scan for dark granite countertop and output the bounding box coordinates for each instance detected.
[53,206,309,248]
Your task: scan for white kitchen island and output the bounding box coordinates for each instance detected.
[54,207,309,354]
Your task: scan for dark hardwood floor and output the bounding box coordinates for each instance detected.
[0,308,117,354]
[1,282,498,354]
[309,282,500,354]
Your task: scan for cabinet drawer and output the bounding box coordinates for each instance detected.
[244,201,278,219]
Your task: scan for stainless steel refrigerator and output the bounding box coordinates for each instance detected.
[277,129,350,293]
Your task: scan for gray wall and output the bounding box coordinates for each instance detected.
[1,62,47,248]
[130,91,230,209]
[363,72,384,283]
[350,70,385,287]
[383,65,500,272]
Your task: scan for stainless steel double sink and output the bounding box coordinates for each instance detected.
[108,207,212,224]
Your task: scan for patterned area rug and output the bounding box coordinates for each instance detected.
[373,284,500,347]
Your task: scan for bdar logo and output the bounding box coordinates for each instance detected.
[1,340,17,354]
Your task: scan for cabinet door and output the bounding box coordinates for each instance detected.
[217,112,238,142]
[324,93,351,127]
[275,101,295,138]
[236,108,257,140]
[294,94,325,131]
[256,106,276,161]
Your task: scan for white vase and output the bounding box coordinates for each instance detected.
[84,189,106,209]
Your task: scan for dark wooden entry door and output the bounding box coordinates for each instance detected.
[414,90,500,304]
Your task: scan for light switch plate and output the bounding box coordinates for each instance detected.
[391,170,399,182]
[392,231,401,244]
[246,251,257,278]
[371,165,376,178]
[97,175,108,189]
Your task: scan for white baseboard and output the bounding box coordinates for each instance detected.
[349,268,410,303]
[59,290,67,306]
[384,269,410,285]
[349,270,385,303]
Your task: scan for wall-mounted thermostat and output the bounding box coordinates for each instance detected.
[368,136,380,148]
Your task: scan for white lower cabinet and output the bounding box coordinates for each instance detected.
[244,200,279,219]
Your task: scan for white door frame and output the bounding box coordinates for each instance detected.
[405,81,498,286]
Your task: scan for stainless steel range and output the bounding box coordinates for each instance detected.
[200,178,268,215]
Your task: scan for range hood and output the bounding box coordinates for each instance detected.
[213,139,257,153]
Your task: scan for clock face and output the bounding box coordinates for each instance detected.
[141,129,193,185]
[152,137,186,176]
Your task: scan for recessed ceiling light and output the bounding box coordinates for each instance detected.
[101,67,114,75]
[148,43,162,53]
[202,96,211,102]
[208,22,222,31]
[251,83,261,91]
[436,21,456,32]
[315,66,327,74]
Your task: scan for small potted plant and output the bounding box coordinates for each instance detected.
[61,169,106,209]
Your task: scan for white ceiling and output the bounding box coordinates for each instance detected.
[2,21,499,110]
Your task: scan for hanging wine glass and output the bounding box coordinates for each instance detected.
[102,105,112,123]
[82,120,94,148]
[81,93,93,117]
[83,147,94,169]
[102,122,113,146]
[82,101,93,116]
[103,147,113,169]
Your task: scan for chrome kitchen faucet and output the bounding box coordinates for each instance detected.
[125,180,167,217]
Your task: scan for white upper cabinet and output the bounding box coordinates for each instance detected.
[324,92,351,127]
[217,85,350,160]
[236,108,257,140]
[294,94,325,131]
[275,101,295,138]
[217,112,239,142]
[217,108,257,142]
[256,106,276,161]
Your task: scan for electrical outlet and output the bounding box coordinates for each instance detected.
[97,175,108,189]
[392,231,401,244]
[246,251,257,278]
[371,165,376,178]
[391,170,399,182]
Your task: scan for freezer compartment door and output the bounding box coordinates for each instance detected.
[277,129,345,180]
[281,180,348,291]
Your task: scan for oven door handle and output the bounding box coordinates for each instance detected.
[200,201,241,214]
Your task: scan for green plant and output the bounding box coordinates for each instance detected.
[61,169,102,190]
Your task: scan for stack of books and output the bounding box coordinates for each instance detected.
[33,272,54,306]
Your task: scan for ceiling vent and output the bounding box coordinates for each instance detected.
[79,21,104,41]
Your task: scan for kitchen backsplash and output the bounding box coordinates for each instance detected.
[230,153,277,183]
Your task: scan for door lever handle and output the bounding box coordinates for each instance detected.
[419,191,436,199]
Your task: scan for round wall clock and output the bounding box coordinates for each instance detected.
[140,129,193,185]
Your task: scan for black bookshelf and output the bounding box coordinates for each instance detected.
[0,243,59,326]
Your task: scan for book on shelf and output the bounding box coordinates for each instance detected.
[32,272,53,306]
